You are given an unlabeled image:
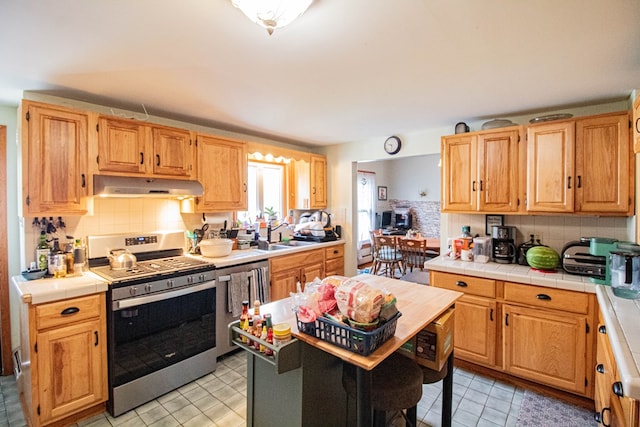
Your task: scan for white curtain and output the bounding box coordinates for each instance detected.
[356,171,376,249]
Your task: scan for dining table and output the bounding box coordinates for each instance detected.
[234,273,462,427]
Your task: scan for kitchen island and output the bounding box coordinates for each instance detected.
[231,274,463,427]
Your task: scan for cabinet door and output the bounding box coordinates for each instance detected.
[309,154,327,209]
[477,129,520,212]
[452,295,497,367]
[301,262,324,284]
[575,113,631,214]
[526,121,575,212]
[270,269,299,301]
[503,304,586,394]
[152,126,193,177]
[97,116,148,174]
[23,102,89,215]
[633,93,640,154]
[196,134,247,211]
[36,319,106,424]
[441,134,477,212]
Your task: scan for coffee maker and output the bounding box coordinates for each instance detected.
[492,226,516,264]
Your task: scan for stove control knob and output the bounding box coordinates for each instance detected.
[199,273,206,281]
[129,287,138,296]
[187,276,194,284]
[167,280,174,289]
[145,284,153,293]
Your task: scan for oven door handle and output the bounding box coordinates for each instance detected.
[113,281,215,311]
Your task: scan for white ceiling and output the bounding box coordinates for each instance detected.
[0,0,638,146]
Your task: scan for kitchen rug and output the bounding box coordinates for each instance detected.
[516,389,596,426]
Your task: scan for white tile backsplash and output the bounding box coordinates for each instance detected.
[23,198,189,266]
[444,213,633,255]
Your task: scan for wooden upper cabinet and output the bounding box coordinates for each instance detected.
[97,116,148,174]
[195,134,247,212]
[526,120,575,213]
[575,112,631,214]
[441,128,520,213]
[309,154,327,209]
[477,129,520,212]
[441,133,477,212]
[22,101,89,215]
[633,92,640,153]
[151,126,193,177]
[526,112,632,215]
[97,116,193,178]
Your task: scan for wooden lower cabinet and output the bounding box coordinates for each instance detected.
[453,295,498,367]
[430,271,596,398]
[270,249,325,301]
[324,245,345,277]
[269,244,345,301]
[20,293,107,427]
[503,303,587,395]
[594,314,639,426]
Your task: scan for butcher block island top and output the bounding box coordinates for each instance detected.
[257,273,463,369]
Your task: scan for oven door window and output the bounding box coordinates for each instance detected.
[111,287,215,387]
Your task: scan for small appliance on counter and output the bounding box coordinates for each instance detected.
[517,234,543,266]
[589,237,619,285]
[561,237,606,278]
[610,246,640,299]
[491,225,516,264]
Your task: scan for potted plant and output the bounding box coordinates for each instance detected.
[264,207,278,221]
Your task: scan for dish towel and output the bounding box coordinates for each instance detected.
[249,267,270,304]
[229,271,249,317]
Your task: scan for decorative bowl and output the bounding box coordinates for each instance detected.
[21,269,47,280]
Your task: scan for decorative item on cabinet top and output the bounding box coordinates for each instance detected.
[481,119,516,130]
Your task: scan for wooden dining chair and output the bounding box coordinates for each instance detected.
[373,235,404,278]
[399,238,431,273]
[368,229,382,274]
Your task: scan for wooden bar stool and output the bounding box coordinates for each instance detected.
[342,352,423,427]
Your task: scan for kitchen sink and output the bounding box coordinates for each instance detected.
[266,241,317,251]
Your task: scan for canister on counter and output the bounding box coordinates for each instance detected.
[273,323,292,346]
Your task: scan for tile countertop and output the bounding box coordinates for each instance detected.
[595,286,640,400]
[425,256,597,293]
[12,272,109,305]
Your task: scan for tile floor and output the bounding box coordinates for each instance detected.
[0,350,586,427]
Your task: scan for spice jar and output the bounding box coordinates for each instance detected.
[272,323,292,347]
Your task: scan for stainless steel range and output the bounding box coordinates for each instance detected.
[87,231,217,417]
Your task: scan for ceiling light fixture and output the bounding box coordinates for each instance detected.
[231,0,313,35]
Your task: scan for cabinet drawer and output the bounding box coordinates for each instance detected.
[325,245,344,260]
[36,294,103,330]
[503,282,589,314]
[325,258,344,276]
[270,249,324,273]
[431,271,496,298]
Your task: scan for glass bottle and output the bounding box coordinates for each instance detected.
[264,314,274,356]
[36,231,50,271]
[240,301,250,344]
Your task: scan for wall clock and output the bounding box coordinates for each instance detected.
[384,136,402,155]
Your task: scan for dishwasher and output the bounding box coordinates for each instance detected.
[216,259,270,356]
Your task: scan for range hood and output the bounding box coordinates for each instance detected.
[93,175,203,198]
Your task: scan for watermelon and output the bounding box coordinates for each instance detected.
[526,246,560,270]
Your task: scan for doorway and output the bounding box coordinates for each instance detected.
[0,126,11,375]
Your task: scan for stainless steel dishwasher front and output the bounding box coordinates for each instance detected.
[215,259,270,356]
